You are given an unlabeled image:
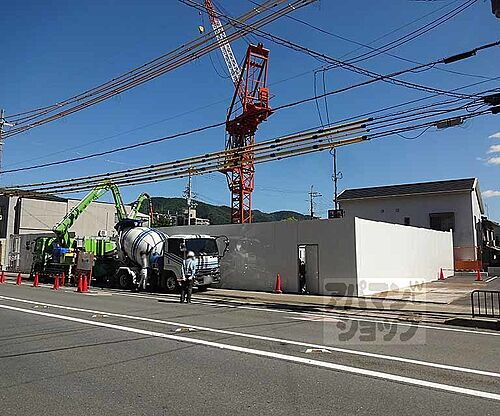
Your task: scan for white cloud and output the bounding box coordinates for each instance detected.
[483,190,500,198]
[489,132,500,139]
[488,145,500,154]
[487,157,500,165]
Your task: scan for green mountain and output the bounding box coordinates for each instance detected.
[145,197,309,225]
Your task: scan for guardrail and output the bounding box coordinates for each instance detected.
[471,290,500,318]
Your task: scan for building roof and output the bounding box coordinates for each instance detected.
[0,188,67,202]
[338,178,484,213]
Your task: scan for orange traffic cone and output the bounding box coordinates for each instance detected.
[274,273,282,294]
[476,269,482,281]
[0,271,5,284]
[32,273,39,288]
[16,273,22,285]
[60,272,65,287]
[439,268,445,280]
[82,275,88,293]
[52,275,59,290]
[76,275,83,293]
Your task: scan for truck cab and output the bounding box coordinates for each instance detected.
[162,234,227,290]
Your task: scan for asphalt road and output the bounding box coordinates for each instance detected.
[0,282,499,415]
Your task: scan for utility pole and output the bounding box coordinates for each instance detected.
[492,0,500,17]
[332,148,343,210]
[309,185,322,219]
[0,109,13,176]
[185,170,193,212]
[184,170,197,225]
[0,109,5,175]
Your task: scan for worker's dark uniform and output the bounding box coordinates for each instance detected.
[180,257,196,303]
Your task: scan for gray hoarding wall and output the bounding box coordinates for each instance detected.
[161,217,358,295]
[8,233,52,273]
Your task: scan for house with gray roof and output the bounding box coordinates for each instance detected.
[338,178,485,269]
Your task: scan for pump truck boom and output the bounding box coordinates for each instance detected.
[31,182,127,279]
[52,182,126,247]
[129,192,152,221]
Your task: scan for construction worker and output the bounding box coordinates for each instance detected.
[179,251,196,303]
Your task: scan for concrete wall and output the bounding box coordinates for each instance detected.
[354,218,454,296]
[163,217,453,296]
[163,217,358,295]
[340,192,474,251]
[470,190,482,254]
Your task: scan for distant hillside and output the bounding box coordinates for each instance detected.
[144,197,308,225]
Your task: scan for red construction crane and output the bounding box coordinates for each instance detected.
[204,0,273,223]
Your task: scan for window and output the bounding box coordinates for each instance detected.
[380,209,385,213]
[167,238,184,257]
[429,212,455,232]
[395,208,400,213]
[404,217,411,226]
[186,238,218,256]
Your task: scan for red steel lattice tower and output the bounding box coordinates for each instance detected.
[224,44,272,223]
[204,1,272,223]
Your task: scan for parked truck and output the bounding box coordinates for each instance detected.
[113,218,228,292]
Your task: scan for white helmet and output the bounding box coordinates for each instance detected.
[187,251,195,258]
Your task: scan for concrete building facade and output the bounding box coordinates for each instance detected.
[0,194,143,267]
[338,178,485,270]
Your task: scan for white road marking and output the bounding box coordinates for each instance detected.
[1,303,499,401]
[6,281,494,337]
[111,291,500,337]
[290,316,344,323]
[0,295,498,379]
[485,276,499,283]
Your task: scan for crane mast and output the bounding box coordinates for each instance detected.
[203,0,272,223]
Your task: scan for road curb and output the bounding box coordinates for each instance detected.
[444,317,500,331]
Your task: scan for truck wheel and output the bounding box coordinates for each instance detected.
[164,272,177,293]
[116,270,133,290]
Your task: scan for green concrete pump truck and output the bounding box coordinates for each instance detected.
[30,182,129,281]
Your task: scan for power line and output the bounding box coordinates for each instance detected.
[272,40,499,113]
[6,101,497,194]
[0,121,225,174]
[2,68,498,176]
[191,0,494,101]
[252,0,493,81]
[290,1,494,80]
[4,0,314,137]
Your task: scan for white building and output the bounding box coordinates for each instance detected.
[338,178,484,270]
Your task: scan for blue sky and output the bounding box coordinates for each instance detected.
[1,0,499,219]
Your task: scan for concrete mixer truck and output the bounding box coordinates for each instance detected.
[113,219,228,292]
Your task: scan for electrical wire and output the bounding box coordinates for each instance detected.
[186,0,497,101]
[396,126,432,140]
[2,71,498,176]
[6,0,285,122]
[5,102,497,195]
[4,0,312,137]
[250,0,493,81]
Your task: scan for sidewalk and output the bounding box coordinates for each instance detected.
[200,279,500,330]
